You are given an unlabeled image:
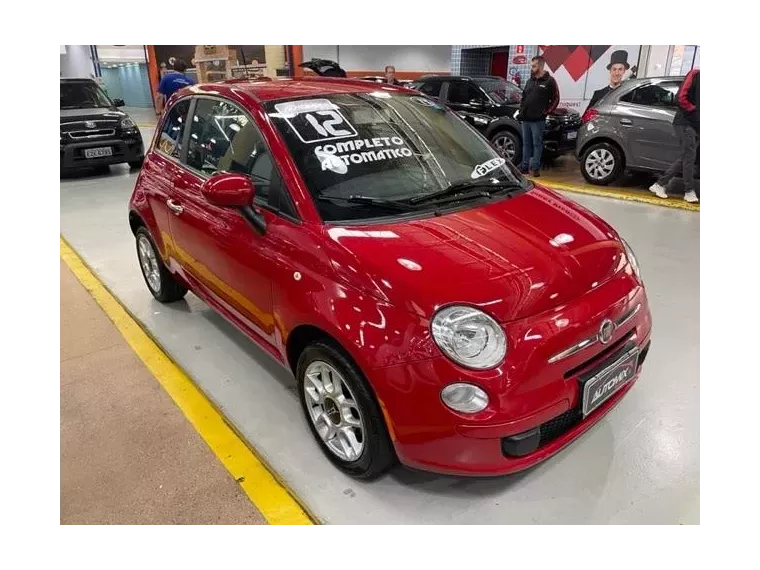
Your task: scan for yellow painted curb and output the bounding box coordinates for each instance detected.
[533,178,700,212]
[60,237,315,525]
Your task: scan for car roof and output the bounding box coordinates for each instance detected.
[182,77,411,103]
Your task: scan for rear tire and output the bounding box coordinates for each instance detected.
[297,341,395,480]
[580,142,624,185]
[135,227,187,303]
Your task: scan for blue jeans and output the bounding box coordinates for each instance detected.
[520,120,546,172]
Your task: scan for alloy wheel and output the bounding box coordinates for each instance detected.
[137,234,161,293]
[585,148,616,180]
[492,134,516,162]
[303,360,365,462]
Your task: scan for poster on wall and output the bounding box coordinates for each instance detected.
[538,45,641,111]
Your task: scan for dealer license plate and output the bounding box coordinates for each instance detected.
[84,147,113,159]
[565,131,578,140]
[581,348,638,417]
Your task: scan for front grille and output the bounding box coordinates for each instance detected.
[538,407,583,447]
[68,129,116,139]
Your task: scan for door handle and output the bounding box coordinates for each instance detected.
[620,118,633,126]
[166,199,184,215]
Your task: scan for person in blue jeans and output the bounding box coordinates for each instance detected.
[517,56,559,177]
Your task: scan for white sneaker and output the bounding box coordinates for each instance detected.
[649,182,668,199]
[684,190,699,203]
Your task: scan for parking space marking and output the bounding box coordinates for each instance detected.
[533,179,700,212]
[60,237,315,525]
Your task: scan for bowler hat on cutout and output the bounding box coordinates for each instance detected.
[606,49,630,70]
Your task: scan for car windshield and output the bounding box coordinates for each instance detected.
[473,78,521,104]
[60,81,112,109]
[265,91,528,222]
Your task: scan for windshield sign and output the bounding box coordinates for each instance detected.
[266,92,527,221]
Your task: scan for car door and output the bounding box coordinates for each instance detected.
[613,80,683,171]
[167,96,295,344]
[139,98,192,259]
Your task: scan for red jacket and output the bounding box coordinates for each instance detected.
[675,68,699,131]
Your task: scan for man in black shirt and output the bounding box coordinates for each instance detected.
[586,49,630,112]
[517,56,559,176]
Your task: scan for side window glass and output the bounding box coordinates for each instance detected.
[621,82,680,107]
[447,81,482,104]
[419,80,442,98]
[185,98,274,201]
[157,99,190,159]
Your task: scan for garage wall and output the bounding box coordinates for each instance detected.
[302,45,450,73]
[60,45,95,78]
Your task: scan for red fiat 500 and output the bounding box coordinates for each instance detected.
[128,78,652,479]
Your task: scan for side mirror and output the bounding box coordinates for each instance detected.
[113,98,125,107]
[201,172,266,235]
[201,172,255,207]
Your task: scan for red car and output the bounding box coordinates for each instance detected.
[129,78,652,479]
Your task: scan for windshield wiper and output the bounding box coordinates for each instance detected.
[409,180,523,205]
[318,194,415,212]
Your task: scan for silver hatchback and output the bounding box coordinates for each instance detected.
[575,76,697,186]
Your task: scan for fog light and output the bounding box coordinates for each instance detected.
[441,383,489,413]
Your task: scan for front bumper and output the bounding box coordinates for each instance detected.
[371,270,652,476]
[60,133,143,170]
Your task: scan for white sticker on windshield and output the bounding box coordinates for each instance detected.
[471,157,506,179]
[273,98,358,144]
[314,136,413,175]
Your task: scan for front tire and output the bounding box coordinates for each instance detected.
[297,341,395,480]
[135,227,187,303]
[490,130,522,165]
[129,157,145,170]
[580,142,624,185]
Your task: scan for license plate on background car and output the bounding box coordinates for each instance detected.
[581,348,639,417]
[84,147,113,159]
[565,131,578,140]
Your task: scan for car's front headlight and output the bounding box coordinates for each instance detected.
[431,305,506,369]
[121,117,136,129]
[622,238,641,280]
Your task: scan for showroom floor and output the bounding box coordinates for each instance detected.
[61,259,266,524]
[60,125,699,524]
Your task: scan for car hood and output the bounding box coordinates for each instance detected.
[324,185,625,322]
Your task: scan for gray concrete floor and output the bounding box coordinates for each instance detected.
[59,126,699,524]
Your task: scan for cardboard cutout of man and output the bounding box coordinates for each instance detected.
[586,49,630,111]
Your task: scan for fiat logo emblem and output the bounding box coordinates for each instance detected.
[85,121,96,128]
[599,319,615,345]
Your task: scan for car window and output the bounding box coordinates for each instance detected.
[60,81,111,109]
[447,81,484,104]
[417,80,443,98]
[473,78,522,104]
[185,98,276,202]
[156,99,191,159]
[265,92,528,222]
[620,82,681,107]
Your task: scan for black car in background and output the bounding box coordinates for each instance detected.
[408,75,581,165]
[60,78,144,173]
